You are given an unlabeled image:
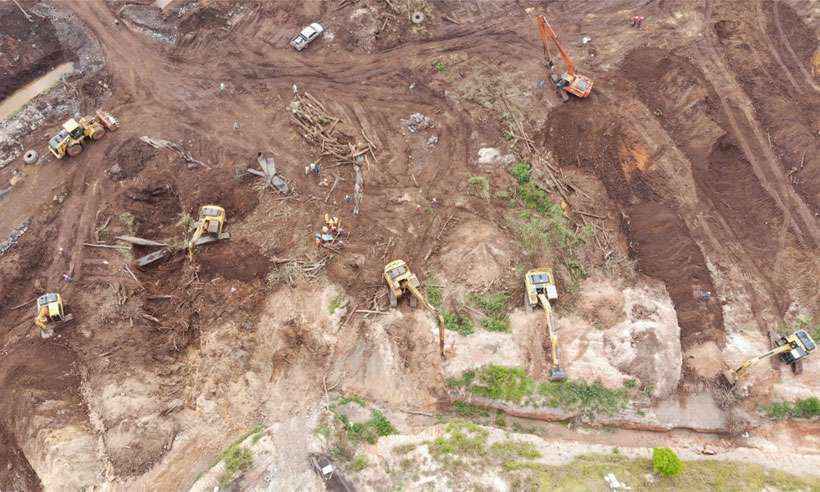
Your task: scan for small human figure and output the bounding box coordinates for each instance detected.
[631,16,645,28]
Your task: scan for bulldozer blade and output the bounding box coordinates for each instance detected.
[192,232,231,247]
[136,248,171,267]
[257,154,277,176]
[116,235,168,247]
[548,367,567,382]
[271,175,289,194]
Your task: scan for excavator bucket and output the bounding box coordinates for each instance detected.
[549,367,567,382]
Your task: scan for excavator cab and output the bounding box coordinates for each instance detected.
[384,259,445,357]
[722,329,816,386]
[524,268,558,311]
[35,293,70,338]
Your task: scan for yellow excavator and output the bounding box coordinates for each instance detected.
[34,293,73,338]
[534,15,593,101]
[188,205,227,257]
[384,259,445,358]
[722,329,816,386]
[48,110,119,159]
[525,268,566,381]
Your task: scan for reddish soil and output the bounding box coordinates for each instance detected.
[0,2,65,99]
[0,425,40,492]
[0,0,817,487]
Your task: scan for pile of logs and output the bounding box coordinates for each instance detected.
[290,90,369,214]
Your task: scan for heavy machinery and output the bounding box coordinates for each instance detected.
[188,205,228,257]
[384,259,446,358]
[48,110,119,159]
[524,268,566,381]
[721,329,816,386]
[34,293,73,338]
[534,15,593,101]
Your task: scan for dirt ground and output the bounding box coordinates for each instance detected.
[0,0,818,489]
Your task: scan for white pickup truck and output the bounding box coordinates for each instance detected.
[290,22,324,51]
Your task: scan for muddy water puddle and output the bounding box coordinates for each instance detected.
[0,62,74,121]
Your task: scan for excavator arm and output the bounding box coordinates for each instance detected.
[188,221,206,257]
[535,15,575,77]
[405,282,446,358]
[35,306,49,331]
[538,293,566,381]
[731,344,793,379]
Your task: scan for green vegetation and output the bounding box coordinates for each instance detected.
[430,422,488,458]
[338,408,397,445]
[425,275,443,308]
[451,365,629,417]
[351,455,368,472]
[467,175,491,199]
[490,440,542,460]
[443,311,475,336]
[500,453,817,491]
[391,443,417,455]
[219,444,253,487]
[118,212,136,234]
[653,447,683,477]
[339,394,367,407]
[328,293,346,315]
[468,292,511,333]
[778,315,820,341]
[249,423,265,444]
[469,366,534,404]
[510,161,531,185]
[762,397,820,420]
[432,60,446,72]
[623,378,638,389]
[452,400,489,418]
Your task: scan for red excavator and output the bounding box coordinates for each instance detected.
[534,15,593,101]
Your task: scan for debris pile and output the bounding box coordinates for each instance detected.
[140,136,208,169]
[401,112,435,133]
[0,218,31,255]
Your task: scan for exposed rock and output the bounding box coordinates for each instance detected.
[476,147,515,166]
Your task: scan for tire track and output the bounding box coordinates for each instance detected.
[772,0,819,91]
[697,0,819,249]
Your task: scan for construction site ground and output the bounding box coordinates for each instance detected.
[0,0,818,490]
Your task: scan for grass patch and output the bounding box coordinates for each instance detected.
[452,400,489,418]
[468,292,511,333]
[339,394,367,407]
[328,293,346,315]
[510,161,531,185]
[469,366,534,404]
[490,440,542,460]
[336,407,397,446]
[762,397,819,420]
[392,443,418,455]
[219,444,253,487]
[455,366,630,417]
[467,175,491,199]
[118,212,136,234]
[426,275,443,308]
[443,311,474,336]
[430,422,488,458]
[537,380,629,417]
[351,455,368,472]
[432,60,446,72]
[501,453,818,491]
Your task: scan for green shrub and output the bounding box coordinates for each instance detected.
[481,316,510,332]
[426,276,443,308]
[219,445,253,486]
[763,397,820,420]
[452,400,489,418]
[510,161,531,185]
[370,410,397,437]
[432,60,446,72]
[469,292,511,333]
[537,380,629,417]
[652,447,683,477]
[468,175,490,199]
[444,311,474,336]
[470,365,533,403]
[351,455,368,472]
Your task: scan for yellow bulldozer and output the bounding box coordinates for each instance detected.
[524,268,566,381]
[48,110,119,159]
[384,259,445,358]
[34,293,73,338]
[188,205,228,257]
[722,329,816,386]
